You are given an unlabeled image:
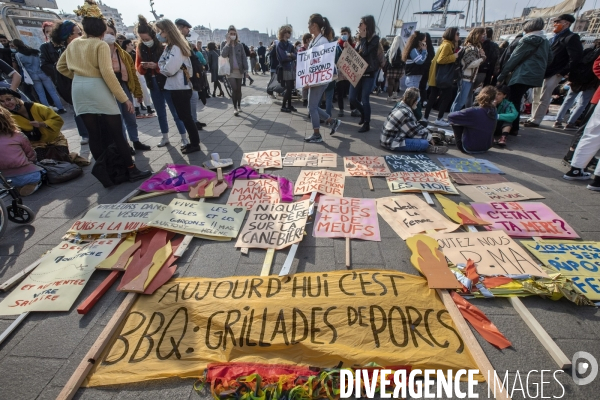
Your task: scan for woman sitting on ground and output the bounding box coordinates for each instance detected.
[448,85,498,154]
[0,107,43,196]
[380,87,448,154]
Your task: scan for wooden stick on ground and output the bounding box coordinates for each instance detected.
[77,270,122,315]
[0,312,30,346]
[260,248,275,276]
[367,176,374,191]
[0,257,45,292]
[57,292,138,400]
[422,191,434,205]
[345,237,351,269]
[128,190,175,203]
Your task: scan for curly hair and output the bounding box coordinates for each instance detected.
[476,86,497,108]
[278,25,292,41]
[402,31,426,62]
[0,106,19,136]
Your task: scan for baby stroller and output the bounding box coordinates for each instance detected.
[0,172,36,238]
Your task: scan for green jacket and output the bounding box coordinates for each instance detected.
[497,33,552,88]
[496,99,518,123]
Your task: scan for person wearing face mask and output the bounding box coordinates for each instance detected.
[135,14,188,147]
[122,39,155,118]
[336,27,355,118]
[104,19,150,153]
[221,25,248,116]
[381,87,447,153]
[57,0,151,184]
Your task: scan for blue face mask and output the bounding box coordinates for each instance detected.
[10,49,16,53]
[156,33,166,43]
[341,34,348,41]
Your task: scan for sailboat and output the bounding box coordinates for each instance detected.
[411,0,469,47]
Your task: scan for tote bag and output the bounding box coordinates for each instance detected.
[218,56,230,76]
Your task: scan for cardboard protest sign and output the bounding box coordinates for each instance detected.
[68,203,166,235]
[241,150,282,169]
[296,42,337,88]
[430,230,548,277]
[235,201,310,250]
[336,45,368,87]
[377,195,460,240]
[282,152,337,168]
[0,240,120,315]
[84,271,481,387]
[386,170,459,195]
[458,183,544,202]
[384,154,443,173]
[313,196,380,241]
[294,170,345,197]
[449,172,508,185]
[438,157,504,174]
[227,179,281,210]
[147,199,246,240]
[344,156,391,177]
[522,240,600,300]
[471,202,579,239]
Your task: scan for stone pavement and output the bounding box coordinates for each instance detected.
[0,74,599,399]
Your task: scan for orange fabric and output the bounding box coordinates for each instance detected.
[464,259,480,284]
[450,291,512,349]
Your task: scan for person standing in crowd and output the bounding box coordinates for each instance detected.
[448,86,498,154]
[497,18,551,136]
[57,0,150,182]
[381,87,448,154]
[122,38,155,118]
[267,40,279,78]
[197,40,208,60]
[385,35,405,103]
[277,25,297,113]
[135,14,188,147]
[304,13,341,143]
[105,19,151,153]
[40,21,59,84]
[419,33,435,110]
[336,27,355,117]
[450,28,486,113]
[402,31,427,119]
[13,39,66,114]
[524,14,583,128]
[378,37,390,94]
[479,27,499,88]
[348,15,380,133]
[424,27,459,127]
[249,45,258,74]
[155,19,201,154]
[300,33,312,108]
[207,41,225,97]
[257,41,266,75]
[116,34,126,48]
[240,42,255,86]
[493,85,518,147]
[221,25,248,116]
[0,34,12,66]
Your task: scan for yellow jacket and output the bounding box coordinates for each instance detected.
[10,102,68,149]
[115,45,143,99]
[428,39,457,87]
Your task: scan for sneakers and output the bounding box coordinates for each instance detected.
[564,124,577,130]
[587,178,600,191]
[426,145,449,154]
[146,106,155,116]
[338,110,344,117]
[329,119,341,135]
[234,108,239,116]
[497,136,507,147]
[387,96,395,103]
[553,121,564,129]
[523,121,540,127]
[18,183,38,197]
[358,122,370,133]
[281,107,291,113]
[432,119,450,127]
[289,106,298,112]
[305,133,323,143]
[133,141,151,151]
[157,135,170,147]
[180,136,190,150]
[57,109,67,115]
[182,144,201,154]
[195,121,203,130]
[563,167,592,180]
[80,137,89,145]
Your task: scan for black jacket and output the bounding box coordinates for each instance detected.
[356,34,381,75]
[137,41,167,91]
[91,144,129,188]
[545,29,583,78]
[39,42,60,82]
[257,45,266,59]
[498,33,522,73]
[479,39,499,76]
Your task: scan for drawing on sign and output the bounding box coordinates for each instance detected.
[430,230,547,277]
[458,183,544,202]
[386,170,458,195]
[241,150,283,169]
[384,154,443,173]
[471,202,579,239]
[294,170,345,197]
[313,196,380,241]
[336,45,368,87]
[522,240,600,300]
[68,203,166,235]
[377,195,460,240]
[282,152,337,168]
[407,234,462,289]
[235,201,310,250]
[296,42,337,88]
[435,194,491,226]
[344,156,391,177]
[227,179,281,210]
[438,157,504,174]
[449,172,508,185]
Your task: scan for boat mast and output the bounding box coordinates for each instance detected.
[441,0,449,28]
[474,0,479,26]
[465,0,471,28]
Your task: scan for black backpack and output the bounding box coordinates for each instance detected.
[182,52,205,92]
[570,47,600,85]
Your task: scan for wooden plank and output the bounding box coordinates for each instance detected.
[0,257,45,292]
[437,289,511,400]
[128,190,174,203]
[367,176,374,191]
[345,237,351,269]
[0,312,29,346]
[260,248,275,276]
[508,297,572,370]
[117,188,140,204]
[422,191,434,205]
[77,271,121,315]
[58,292,138,400]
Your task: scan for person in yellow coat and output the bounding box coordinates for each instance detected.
[424,27,459,127]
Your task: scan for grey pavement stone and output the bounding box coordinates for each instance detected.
[0,356,63,400]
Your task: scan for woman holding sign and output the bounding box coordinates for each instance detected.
[304,14,342,143]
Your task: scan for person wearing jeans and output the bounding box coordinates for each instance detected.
[450,28,486,113]
[554,87,595,129]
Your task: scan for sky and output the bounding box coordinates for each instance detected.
[54,0,598,36]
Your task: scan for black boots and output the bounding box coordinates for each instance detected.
[358,122,370,133]
[133,141,151,151]
[127,165,152,182]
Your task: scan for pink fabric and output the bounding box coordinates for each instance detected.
[0,132,41,177]
[140,164,216,192]
[224,166,294,202]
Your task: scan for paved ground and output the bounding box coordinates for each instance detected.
[0,74,599,400]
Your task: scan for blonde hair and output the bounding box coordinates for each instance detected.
[465,27,485,48]
[0,107,19,136]
[476,86,497,108]
[155,19,191,57]
[227,25,239,45]
[278,25,292,41]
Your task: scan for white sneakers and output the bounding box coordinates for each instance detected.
[157,134,170,147]
[433,119,450,127]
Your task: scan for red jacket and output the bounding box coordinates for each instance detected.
[592,56,600,104]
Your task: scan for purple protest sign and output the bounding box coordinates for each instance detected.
[471,202,579,239]
[140,164,216,192]
[313,196,381,241]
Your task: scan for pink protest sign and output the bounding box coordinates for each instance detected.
[471,202,579,239]
[313,196,381,241]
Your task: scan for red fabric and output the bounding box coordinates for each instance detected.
[464,259,480,284]
[450,292,512,349]
[592,56,600,104]
[206,362,317,381]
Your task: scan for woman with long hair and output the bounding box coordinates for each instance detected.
[385,35,405,102]
[57,0,150,182]
[336,27,355,117]
[348,15,380,133]
[154,19,201,154]
[450,28,486,113]
[206,41,224,97]
[304,13,341,143]
[419,33,435,111]
[277,25,297,113]
[13,39,66,114]
[402,31,428,119]
[424,27,459,127]
[135,14,187,147]
[221,25,248,116]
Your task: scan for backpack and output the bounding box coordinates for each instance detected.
[182,52,205,92]
[569,47,600,85]
[37,159,83,184]
[242,43,251,57]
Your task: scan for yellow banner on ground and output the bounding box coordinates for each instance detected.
[85,270,482,387]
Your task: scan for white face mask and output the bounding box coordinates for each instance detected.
[143,39,154,47]
[103,34,116,44]
[230,35,236,40]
